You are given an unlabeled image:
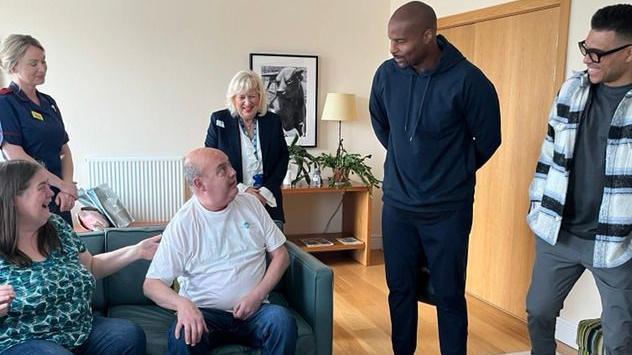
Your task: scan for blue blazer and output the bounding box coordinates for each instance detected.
[205,109,289,222]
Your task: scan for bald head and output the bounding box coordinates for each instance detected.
[388,1,440,72]
[184,148,224,187]
[184,147,237,210]
[390,1,437,33]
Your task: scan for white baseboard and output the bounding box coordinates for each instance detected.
[555,317,579,350]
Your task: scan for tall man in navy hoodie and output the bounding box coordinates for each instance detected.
[370,2,501,354]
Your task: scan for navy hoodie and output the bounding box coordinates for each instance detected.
[370,35,501,212]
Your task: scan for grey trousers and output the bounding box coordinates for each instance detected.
[526,230,632,355]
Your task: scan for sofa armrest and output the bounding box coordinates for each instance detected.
[282,241,333,355]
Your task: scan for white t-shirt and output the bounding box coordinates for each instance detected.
[145,193,286,311]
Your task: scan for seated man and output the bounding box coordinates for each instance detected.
[143,147,297,355]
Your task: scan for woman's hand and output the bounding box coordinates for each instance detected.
[135,235,162,260]
[55,191,76,212]
[245,187,267,205]
[0,285,15,317]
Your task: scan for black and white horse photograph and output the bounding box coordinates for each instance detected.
[250,54,318,147]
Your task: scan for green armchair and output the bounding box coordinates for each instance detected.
[81,226,333,355]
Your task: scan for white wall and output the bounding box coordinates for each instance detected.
[0,0,390,238]
[391,0,623,348]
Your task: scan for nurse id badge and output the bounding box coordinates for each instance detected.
[31,111,43,121]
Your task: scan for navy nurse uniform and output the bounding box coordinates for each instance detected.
[0,82,72,224]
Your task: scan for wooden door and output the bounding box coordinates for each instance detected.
[438,0,570,320]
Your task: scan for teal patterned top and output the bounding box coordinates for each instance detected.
[0,214,95,352]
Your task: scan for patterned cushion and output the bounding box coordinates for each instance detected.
[577,318,603,355]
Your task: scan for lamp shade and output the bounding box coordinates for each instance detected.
[321,93,357,122]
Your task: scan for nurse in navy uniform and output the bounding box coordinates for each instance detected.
[205,70,289,229]
[0,34,76,225]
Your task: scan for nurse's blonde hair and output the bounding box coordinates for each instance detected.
[0,34,45,73]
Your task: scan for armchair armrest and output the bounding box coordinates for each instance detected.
[282,241,333,355]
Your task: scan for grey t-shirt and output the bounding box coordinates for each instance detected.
[562,83,632,239]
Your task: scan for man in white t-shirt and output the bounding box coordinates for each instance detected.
[143,148,297,355]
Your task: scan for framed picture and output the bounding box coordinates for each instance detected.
[250,53,318,147]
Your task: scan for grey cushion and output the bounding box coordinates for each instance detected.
[109,304,174,355]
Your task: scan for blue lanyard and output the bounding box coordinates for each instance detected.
[239,118,260,162]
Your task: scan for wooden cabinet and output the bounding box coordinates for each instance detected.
[282,182,373,265]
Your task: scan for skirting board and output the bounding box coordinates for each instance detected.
[555,317,579,350]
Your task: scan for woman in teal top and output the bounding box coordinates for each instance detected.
[0,160,161,354]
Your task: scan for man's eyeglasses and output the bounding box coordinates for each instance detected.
[578,40,632,63]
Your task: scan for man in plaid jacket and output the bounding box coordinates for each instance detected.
[526,4,632,355]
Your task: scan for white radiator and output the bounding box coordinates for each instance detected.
[86,156,185,222]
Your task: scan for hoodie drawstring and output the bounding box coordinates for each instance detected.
[408,75,432,142]
[404,75,415,134]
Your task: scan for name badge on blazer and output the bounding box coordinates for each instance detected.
[31,111,43,121]
[215,119,225,128]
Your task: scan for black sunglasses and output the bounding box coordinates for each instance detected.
[578,40,632,63]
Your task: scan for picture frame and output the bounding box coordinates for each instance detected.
[250,53,318,147]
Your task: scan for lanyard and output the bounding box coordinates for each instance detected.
[239,118,260,162]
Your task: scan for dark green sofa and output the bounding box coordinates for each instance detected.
[80,226,333,355]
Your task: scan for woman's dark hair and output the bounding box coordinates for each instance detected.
[0,160,60,267]
[591,4,632,40]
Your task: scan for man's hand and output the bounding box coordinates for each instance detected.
[175,298,208,346]
[0,285,15,317]
[55,191,75,212]
[135,235,162,260]
[233,292,264,320]
[60,181,78,199]
[245,187,267,205]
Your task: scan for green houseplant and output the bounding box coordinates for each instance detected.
[316,139,381,190]
[287,135,319,186]
[287,136,381,190]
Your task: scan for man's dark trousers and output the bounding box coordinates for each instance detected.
[382,203,473,355]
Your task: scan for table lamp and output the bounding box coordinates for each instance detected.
[321,93,357,150]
